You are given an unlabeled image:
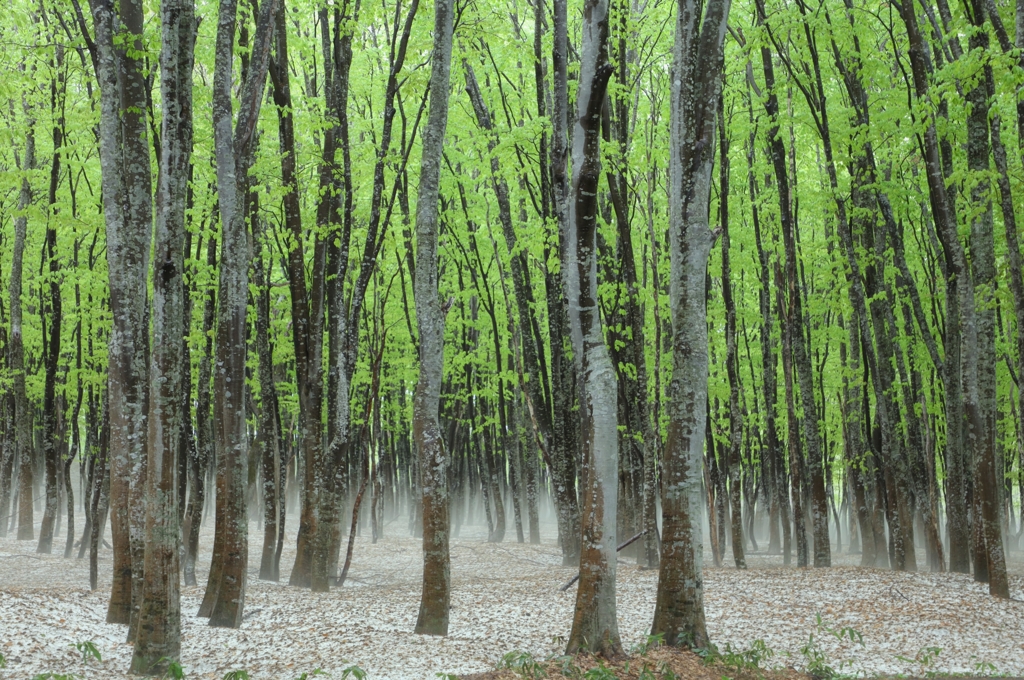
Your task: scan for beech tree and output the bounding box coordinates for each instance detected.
[413,0,455,637]
[651,0,730,649]
[2,0,1024,672]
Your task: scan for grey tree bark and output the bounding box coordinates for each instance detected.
[11,114,35,543]
[81,0,153,633]
[651,0,730,648]
[719,104,745,570]
[563,0,621,658]
[130,0,194,670]
[548,0,583,566]
[413,0,454,637]
[203,0,278,627]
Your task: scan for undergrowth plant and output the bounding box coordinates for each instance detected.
[799,614,865,680]
[499,650,547,679]
[895,645,942,677]
[74,641,101,665]
[696,638,776,676]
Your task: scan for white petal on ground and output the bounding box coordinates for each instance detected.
[1,522,1022,679]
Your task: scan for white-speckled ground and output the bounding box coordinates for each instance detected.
[1,511,1023,679]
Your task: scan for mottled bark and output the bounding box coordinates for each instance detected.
[651,0,729,649]
[563,0,620,657]
[413,0,453,636]
[254,231,281,582]
[897,0,984,581]
[130,0,194,669]
[11,116,35,543]
[84,0,153,631]
[273,0,326,591]
[38,46,66,556]
[549,0,582,566]
[89,403,110,591]
[754,0,827,567]
[184,236,215,588]
[203,0,278,627]
[963,5,1008,597]
[719,107,745,570]
[323,0,358,591]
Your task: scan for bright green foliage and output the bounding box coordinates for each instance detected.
[73,641,100,665]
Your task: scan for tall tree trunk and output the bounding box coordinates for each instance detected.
[273,0,327,591]
[184,236,215,588]
[963,1,1008,597]
[412,0,453,636]
[203,0,278,627]
[754,0,828,566]
[720,104,745,570]
[564,0,620,657]
[38,44,66,556]
[548,0,583,567]
[254,229,281,582]
[130,0,194,669]
[83,0,154,632]
[651,0,730,649]
[11,114,35,543]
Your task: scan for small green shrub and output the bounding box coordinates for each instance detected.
[499,650,546,679]
[74,640,101,664]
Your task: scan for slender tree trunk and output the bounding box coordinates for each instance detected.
[413,0,453,636]
[90,401,110,591]
[720,105,745,570]
[38,46,66,555]
[254,231,281,582]
[563,0,621,657]
[185,236,215,588]
[11,115,35,543]
[548,0,583,566]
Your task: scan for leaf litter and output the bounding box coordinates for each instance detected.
[1,522,1023,679]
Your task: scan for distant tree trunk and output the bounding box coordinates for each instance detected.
[203,0,278,628]
[651,0,729,649]
[11,115,35,543]
[130,0,194,669]
[0,387,12,540]
[184,236,215,588]
[748,134,788,563]
[38,45,66,556]
[602,34,660,568]
[548,0,582,566]
[89,401,110,591]
[254,229,281,582]
[720,104,745,570]
[754,0,828,567]
[412,0,453,636]
[897,0,974,577]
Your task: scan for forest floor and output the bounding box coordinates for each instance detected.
[2,517,1024,679]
